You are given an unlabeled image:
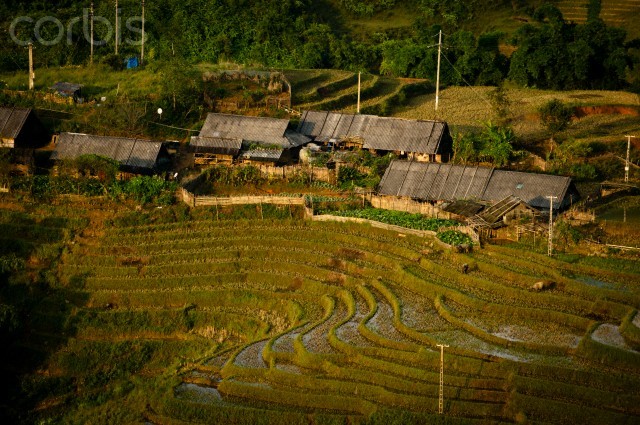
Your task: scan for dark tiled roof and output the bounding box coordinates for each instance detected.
[378,160,575,210]
[0,107,31,139]
[297,111,450,155]
[199,113,309,148]
[483,170,572,210]
[190,136,242,155]
[51,133,163,171]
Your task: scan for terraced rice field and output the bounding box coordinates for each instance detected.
[39,212,640,423]
[556,0,640,39]
[287,69,430,116]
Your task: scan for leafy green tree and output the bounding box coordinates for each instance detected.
[453,133,477,164]
[508,4,630,90]
[539,99,573,145]
[488,84,511,124]
[478,121,515,167]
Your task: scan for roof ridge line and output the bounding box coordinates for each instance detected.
[479,167,496,201]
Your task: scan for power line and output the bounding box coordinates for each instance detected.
[440,53,493,110]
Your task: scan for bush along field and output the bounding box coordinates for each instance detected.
[2,199,640,424]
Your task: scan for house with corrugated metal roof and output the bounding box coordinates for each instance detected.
[51,132,170,175]
[194,113,310,166]
[296,111,453,163]
[189,136,242,164]
[378,160,579,213]
[0,107,49,149]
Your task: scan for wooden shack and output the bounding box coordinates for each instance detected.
[0,107,49,149]
[297,111,453,162]
[197,113,310,166]
[51,132,170,175]
[189,136,242,165]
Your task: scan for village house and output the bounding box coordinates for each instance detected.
[191,113,310,166]
[51,132,170,176]
[378,160,580,230]
[296,111,454,163]
[0,107,49,149]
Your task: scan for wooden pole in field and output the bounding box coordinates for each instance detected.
[625,135,635,183]
[115,0,119,55]
[436,343,449,414]
[28,43,35,90]
[547,196,557,257]
[90,1,94,64]
[141,0,145,64]
[435,30,442,113]
[357,72,361,114]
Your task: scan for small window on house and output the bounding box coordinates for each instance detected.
[516,183,524,189]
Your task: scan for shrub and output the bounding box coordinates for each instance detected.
[436,230,473,246]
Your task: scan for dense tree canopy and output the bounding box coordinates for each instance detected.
[0,1,636,91]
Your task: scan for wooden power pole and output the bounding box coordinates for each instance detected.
[546,196,557,257]
[357,72,361,114]
[141,0,145,65]
[436,343,449,414]
[115,0,119,55]
[90,1,94,64]
[625,135,636,183]
[28,43,35,90]
[435,30,442,113]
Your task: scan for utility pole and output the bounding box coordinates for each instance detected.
[357,72,361,114]
[436,343,449,414]
[141,0,145,65]
[90,1,94,65]
[28,43,35,90]
[625,135,635,183]
[115,0,119,55]
[546,196,557,257]
[435,29,442,113]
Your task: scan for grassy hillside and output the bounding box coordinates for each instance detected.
[393,85,640,140]
[3,199,639,423]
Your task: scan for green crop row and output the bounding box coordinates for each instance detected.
[509,392,637,425]
[490,244,639,287]
[619,309,640,351]
[472,249,640,312]
[511,374,640,415]
[218,379,377,416]
[328,208,458,232]
[361,81,434,116]
[97,227,423,263]
[418,258,608,325]
[162,397,345,425]
[435,295,574,356]
[576,323,640,372]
